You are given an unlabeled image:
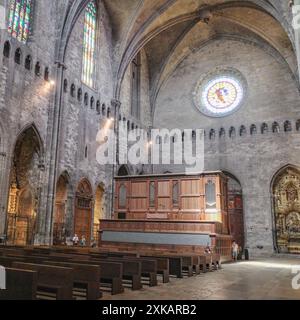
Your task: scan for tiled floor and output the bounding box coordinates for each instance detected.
[102,258,300,300]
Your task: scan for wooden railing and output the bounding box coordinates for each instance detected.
[100,219,224,235]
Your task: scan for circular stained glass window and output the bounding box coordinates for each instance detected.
[194,69,247,117]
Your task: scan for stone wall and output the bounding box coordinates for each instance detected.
[154,38,300,256]
[0,0,117,243]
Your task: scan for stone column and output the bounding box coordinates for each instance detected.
[292,0,300,80]
[65,193,75,240]
[109,99,121,218]
[35,62,66,245]
[0,151,8,236]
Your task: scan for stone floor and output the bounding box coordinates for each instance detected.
[102,258,300,300]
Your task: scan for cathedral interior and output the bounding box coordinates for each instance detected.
[1,0,300,301]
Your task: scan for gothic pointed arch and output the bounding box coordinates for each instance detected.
[6,124,43,245]
[118,165,130,176]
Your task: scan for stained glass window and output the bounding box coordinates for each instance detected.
[194,69,247,117]
[8,0,32,43]
[82,1,97,87]
[202,77,243,115]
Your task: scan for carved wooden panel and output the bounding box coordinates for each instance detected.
[273,167,300,253]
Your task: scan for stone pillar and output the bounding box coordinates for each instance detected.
[0,151,8,236]
[292,0,300,80]
[65,193,75,240]
[35,62,66,245]
[109,99,121,218]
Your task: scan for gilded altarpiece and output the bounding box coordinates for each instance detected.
[274,167,300,254]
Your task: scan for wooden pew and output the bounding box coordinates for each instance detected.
[60,259,124,295]
[0,256,25,267]
[120,256,157,287]
[43,261,102,300]
[96,251,169,284]
[99,261,124,295]
[0,268,37,300]
[96,257,142,290]
[144,256,169,283]
[12,262,73,300]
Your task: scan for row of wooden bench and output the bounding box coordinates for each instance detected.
[0,246,221,300]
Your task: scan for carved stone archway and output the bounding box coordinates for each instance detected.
[6,125,43,245]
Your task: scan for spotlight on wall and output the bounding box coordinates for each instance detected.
[49,80,55,86]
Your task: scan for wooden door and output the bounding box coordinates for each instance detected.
[74,179,93,245]
[74,206,92,245]
[53,203,66,245]
[14,217,29,246]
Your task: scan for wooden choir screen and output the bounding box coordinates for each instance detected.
[114,172,229,229]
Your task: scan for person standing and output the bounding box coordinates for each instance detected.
[232,240,239,261]
[72,234,79,246]
[80,235,86,246]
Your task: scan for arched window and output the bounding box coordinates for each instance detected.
[284,121,292,132]
[3,41,11,58]
[77,88,82,101]
[44,67,49,81]
[272,122,280,133]
[63,79,68,93]
[219,128,225,138]
[8,0,33,43]
[82,1,97,87]
[250,124,257,135]
[240,125,246,137]
[14,48,21,64]
[229,127,236,138]
[127,121,130,131]
[35,62,41,76]
[209,129,215,140]
[96,101,100,114]
[191,130,196,140]
[84,93,88,106]
[102,104,106,116]
[118,165,129,177]
[107,108,111,119]
[261,123,268,134]
[70,84,76,97]
[25,55,32,70]
[296,120,300,132]
[90,96,94,109]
